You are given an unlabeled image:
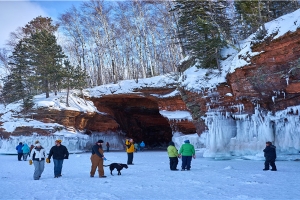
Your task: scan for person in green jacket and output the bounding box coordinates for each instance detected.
[178,140,195,171]
[167,141,179,171]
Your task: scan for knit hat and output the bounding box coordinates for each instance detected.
[34,140,41,146]
[55,139,62,143]
[266,141,272,145]
[169,141,175,146]
[184,140,190,143]
[97,140,104,143]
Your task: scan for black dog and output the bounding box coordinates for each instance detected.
[104,163,128,175]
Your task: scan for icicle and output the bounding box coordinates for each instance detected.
[282,91,286,99]
[272,96,276,103]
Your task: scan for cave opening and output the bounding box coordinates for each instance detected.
[96,96,173,148]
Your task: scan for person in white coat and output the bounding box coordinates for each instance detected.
[29,140,46,180]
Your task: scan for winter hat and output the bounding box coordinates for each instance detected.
[19,142,22,145]
[34,140,41,146]
[266,141,272,145]
[97,140,104,143]
[55,139,62,143]
[184,140,190,143]
[169,141,175,146]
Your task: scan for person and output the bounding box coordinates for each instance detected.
[125,138,135,165]
[106,142,110,152]
[46,139,69,178]
[167,141,179,171]
[16,142,23,161]
[29,140,46,180]
[90,140,107,178]
[22,143,30,161]
[30,144,35,154]
[140,141,145,151]
[263,141,277,171]
[134,143,139,152]
[178,140,195,171]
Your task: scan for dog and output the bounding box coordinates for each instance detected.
[104,163,128,175]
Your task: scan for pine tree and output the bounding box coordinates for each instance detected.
[174,0,231,70]
[234,0,300,39]
[25,30,66,98]
[2,40,32,104]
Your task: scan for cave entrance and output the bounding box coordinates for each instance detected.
[98,96,173,149]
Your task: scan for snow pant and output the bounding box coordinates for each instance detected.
[181,156,192,170]
[33,160,45,180]
[169,157,178,170]
[90,154,104,177]
[127,152,134,164]
[23,153,29,161]
[17,153,23,161]
[264,158,277,170]
[53,159,64,177]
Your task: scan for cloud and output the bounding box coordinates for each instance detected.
[0,1,48,48]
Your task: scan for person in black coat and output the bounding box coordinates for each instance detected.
[46,139,69,178]
[263,141,277,171]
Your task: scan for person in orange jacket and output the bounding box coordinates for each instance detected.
[125,138,135,165]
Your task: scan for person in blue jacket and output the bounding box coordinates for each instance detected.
[140,141,145,151]
[16,142,23,161]
[22,143,30,161]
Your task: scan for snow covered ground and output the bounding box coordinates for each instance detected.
[1,150,300,200]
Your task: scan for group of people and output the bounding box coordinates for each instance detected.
[167,140,196,171]
[17,139,69,180]
[167,140,277,172]
[18,137,277,180]
[15,142,33,161]
[133,141,145,152]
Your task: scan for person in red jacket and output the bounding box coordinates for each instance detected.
[46,139,69,178]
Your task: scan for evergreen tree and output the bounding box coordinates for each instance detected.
[1,40,32,104]
[174,0,231,70]
[25,30,66,98]
[234,0,300,39]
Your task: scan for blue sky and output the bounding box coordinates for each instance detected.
[0,0,85,48]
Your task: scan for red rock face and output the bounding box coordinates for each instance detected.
[182,29,300,132]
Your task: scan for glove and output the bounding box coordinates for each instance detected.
[103,157,107,161]
[29,160,33,165]
[46,158,50,163]
[193,155,196,159]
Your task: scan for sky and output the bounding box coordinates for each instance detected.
[0,0,85,48]
[1,151,300,200]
